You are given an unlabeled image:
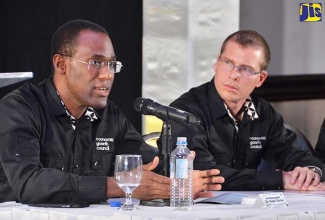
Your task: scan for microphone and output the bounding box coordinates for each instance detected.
[133,97,200,125]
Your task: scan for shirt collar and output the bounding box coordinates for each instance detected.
[243,98,259,121]
[223,102,239,131]
[224,98,259,122]
[223,98,259,131]
[208,79,259,121]
[55,91,98,130]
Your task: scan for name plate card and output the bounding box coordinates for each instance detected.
[253,193,288,208]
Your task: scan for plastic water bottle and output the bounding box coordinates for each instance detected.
[170,137,194,211]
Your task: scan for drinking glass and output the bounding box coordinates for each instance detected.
[114,154,142,210]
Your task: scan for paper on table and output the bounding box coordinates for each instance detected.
[195,193,248,204]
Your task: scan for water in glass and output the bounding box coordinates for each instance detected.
[114,155,142,210]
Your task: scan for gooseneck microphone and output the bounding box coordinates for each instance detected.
[134,97,200,207]
[133,97,200,125]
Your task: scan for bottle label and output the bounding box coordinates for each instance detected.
[176,159,188,179]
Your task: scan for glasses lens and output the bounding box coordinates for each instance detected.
[241,67,255,77]
[220,59,233,72]
[87,60,123,73]
[88,65,98,72]
[107,61,117,73]
[88,60,101,72]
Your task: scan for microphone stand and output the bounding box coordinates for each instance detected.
[134,97,201,207]
[139,120,171,207]
[161,121,172,177]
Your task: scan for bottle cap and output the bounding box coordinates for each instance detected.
[176,137,187,145]
[110,201,121,207]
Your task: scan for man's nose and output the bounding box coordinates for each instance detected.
[98,66,113,80]
[229,66,240,79]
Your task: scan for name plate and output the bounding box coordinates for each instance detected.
[253,193,288,208]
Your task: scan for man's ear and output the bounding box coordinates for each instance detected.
[213,54,221,73]
[256,70,267,88]
[53,54,66,73]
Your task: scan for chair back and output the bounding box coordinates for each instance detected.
[257,123,314,171]
[142,132,160,155]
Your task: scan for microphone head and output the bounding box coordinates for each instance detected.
[133,97,145,113]
[133,97,154,115]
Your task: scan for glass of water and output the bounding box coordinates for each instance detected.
[114,154,142,210]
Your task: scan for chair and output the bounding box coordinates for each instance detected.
[142,132,160,155]
[257,123,314,171]
[284,123,314,153]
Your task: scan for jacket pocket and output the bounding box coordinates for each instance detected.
[40,156,66,171]
[91,153,113,170]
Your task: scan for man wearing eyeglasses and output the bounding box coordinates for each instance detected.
[0,19,224,204]
[157,30,325,191]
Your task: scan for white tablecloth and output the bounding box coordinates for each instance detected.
[1,191,325,220]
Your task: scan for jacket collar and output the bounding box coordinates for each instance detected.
[45,77,102,120]
[207,78,259,121]
[207,78,228,119]
[46,77,66,116]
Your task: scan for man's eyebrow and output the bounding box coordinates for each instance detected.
[240,64,255,69]
[91,54,117,60]
[223,56,255,70]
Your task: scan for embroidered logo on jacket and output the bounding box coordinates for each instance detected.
[96,137,113,151]
[249,136,266,149]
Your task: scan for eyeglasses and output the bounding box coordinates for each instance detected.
[217,57,262,77]
[66,56,123,73]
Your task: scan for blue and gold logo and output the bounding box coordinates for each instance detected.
[300,3,322,22]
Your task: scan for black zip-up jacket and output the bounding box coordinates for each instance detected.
[315,119,325,163]
[158,79,325,190]
[0,78,155,203]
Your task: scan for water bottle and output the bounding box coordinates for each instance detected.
[170,137,194,211]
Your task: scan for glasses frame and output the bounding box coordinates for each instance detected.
[218,57,263,77]
[64,56,123,73]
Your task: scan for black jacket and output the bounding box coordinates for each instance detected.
[0,78,154,203]
[158,79,325,190]
[315,119,325,163]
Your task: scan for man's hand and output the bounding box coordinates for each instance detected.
[191,151,224,198]
[133,156,170,200]
[283,166,324,190]
[133,155,225,200]
[193,169,224,199]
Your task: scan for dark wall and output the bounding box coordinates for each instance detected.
[0,0,143,131]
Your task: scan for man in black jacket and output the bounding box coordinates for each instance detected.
[0,19,224,204]
[158,30,325,191]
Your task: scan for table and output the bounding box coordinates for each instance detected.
[1,191,325,220]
